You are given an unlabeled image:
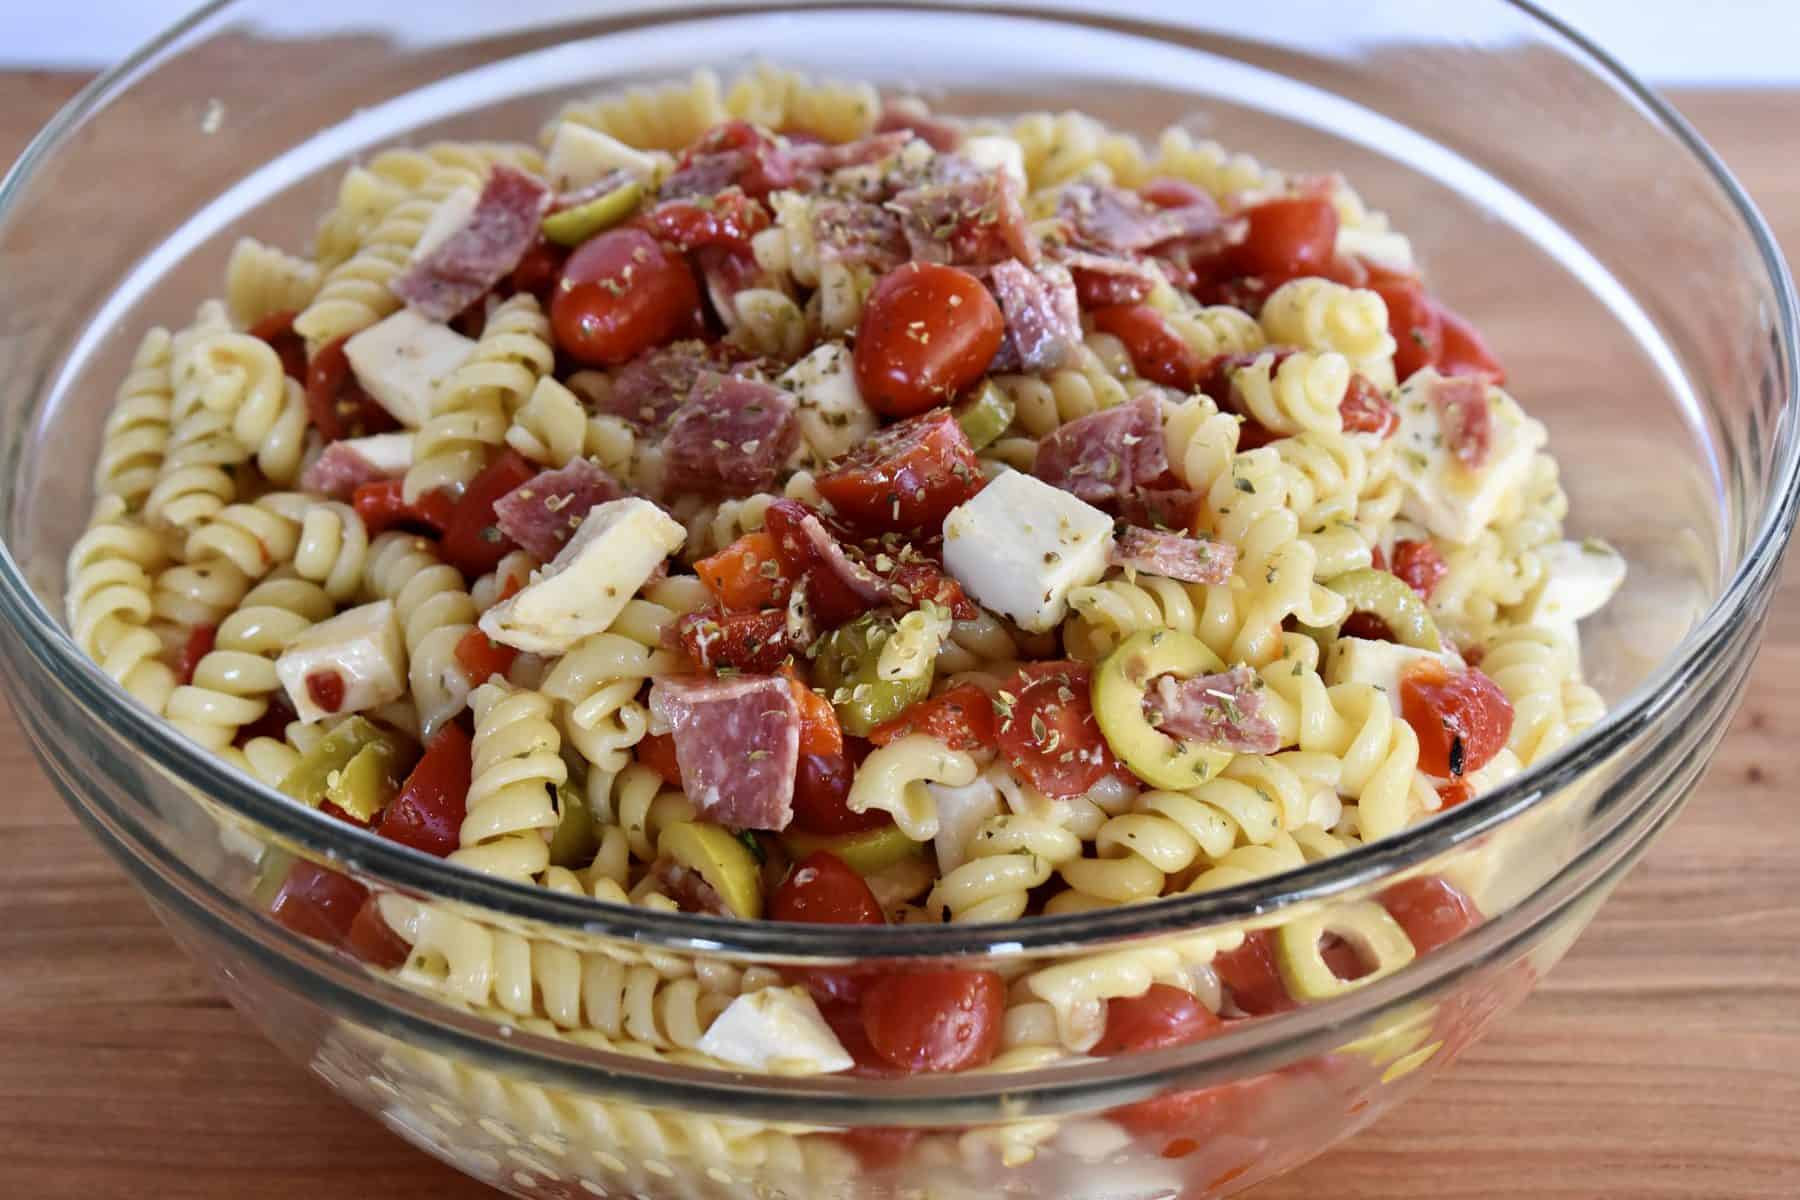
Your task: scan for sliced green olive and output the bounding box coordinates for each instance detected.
[658,820,764,919]
[811,613,933,737]
[250,847,297,911]
[1274,901,1418,1002]
[781,823,924,877]
[278,717,415,814]
[1324,568,1442,651]
[1091,629,1236,790]
[953,380,1015,451]
[541,179,645,247]
[548,780,600,869]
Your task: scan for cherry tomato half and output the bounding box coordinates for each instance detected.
[552,227,701,368]
[996,662,1115,799]
[351,478,454,538]
[868,683,997,751]
[344,894,410,969]
[1399,663,1514,779]
[1436,304,1506,385]
[268,861,368,945]
[377,723,473,858]
[1094,984,1226,1055]
[769,851,885,926]
[1213,931,1296,1017]
[637,732,684,788]
[861,969,1005,1073]
[1232,195,1339,282]
[1390,539,1449,601]
[176,623,217,686]
[438,450,537,577]
[675,607,792,673]
[813,409,983,536]
[304,334,400,443]
[1365,267,1442,382]
[247,310,307,382]
[1092,303,1205,391]
[792,745,886,836]
[1381,876,1483,955]
[854,262,1004,418]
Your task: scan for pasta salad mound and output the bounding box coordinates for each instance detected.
[68,65,1623,1085]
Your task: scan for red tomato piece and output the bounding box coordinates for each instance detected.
[996,662,1115,799]
[1381,876,1483,955]
[377,724,473,858]
[695,530,792,611]
[769,851,885,925]
[176,623,217,686]
[438,450,537,577]
[454,627,518,684]
[646,188,771,252]
[1399,663,1514,778]
[675,607,791,673]
[792,748,888,836]
[1436,777,1476,810]
[1232,195,1339,281]
[1070,264,1154,310]
[862,969,1005,1073]
[552,227,701,368]
[760,499,877,628]
[1338,612,1398,643]
[677,121,800,199]
[351,478,454,538]
[1139,177,1212,210]
[509,234,567,305]
[1091,303,1205,390]
[1109,1084,1235,1143]
[1390,539,1449,601]
[305,670,346,715]
[854,262,1004,418]
[814,409,982,536]
[344,894,410,969]
[1094,983,1226,1055]
[247,310,307,382]
[304,335,400,443]
[268,861,368,945]
[1339,373,1398,438]
[1436,304,1506,385]
[867,683,997,751]
[880,557,978,621]
[1213,931,1296,1017]
[1363,267,1442,382]
[834,1127,923,1171]
[637,732,684,788]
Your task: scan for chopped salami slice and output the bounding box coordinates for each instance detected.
[391,166,550,321]
[696,245,780,334]
[1112,525,1236,585]
[987,259,1082,373]
[661,121,800,201]
[1058,182,1224,254]
[875,102,961,152]
[662,372,801,498]
[888,173,1037,267]
[602,340,728,431]
[811,198,909,271]
[1146,666,1280,755]
[1431,375,1493,470]
[301,441,393,500]
[788,130,912,176]
[1032,392,1168,504]
[648,674,801,831]
[644,856,733,915]
[796,510,899,608]
[1058,248,1162,309]
[1115,486,1206,532]
[492,458,626,561]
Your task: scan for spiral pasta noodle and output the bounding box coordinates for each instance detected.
[1260,277,1397,370]
[164,576,333,751]
[366,532,478,734]
[724,63,880,143]
[452,680,567,881]
[845,735,979,841]
[293,500,371,602]
[93,327,174,513]
[997,344,1132,438]
[550,69,730,152]
[1227,349,1349,438]
[223,237,321,329]
[65,497,177,713]
[504,376,587,468]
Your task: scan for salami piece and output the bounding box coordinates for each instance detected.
[662,372,801,498]
[986,259,1082,373]
[648,674,801,831]
[888,172,1037,267]
[1058,181,1224,253]
[1146,666,1281,755]
[1032,392,1168,504]
[301,442,392,500]
[492,458,627,561]
[391,166,550,320]
[1111,525,1236,585]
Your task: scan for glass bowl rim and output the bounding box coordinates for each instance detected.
[4,0,1797,964]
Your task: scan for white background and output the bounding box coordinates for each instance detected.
[5,1,1800,84]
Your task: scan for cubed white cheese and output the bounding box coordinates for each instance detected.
[1325,636,1464,715]
[1515,539,1625,634]
[929,772,1004,874]
[408,185,479,264]
[343,309,476,429]
[942,472,1114,633]
[1391,369,1547,544]
[545,121,663,190]
[960,134,1027,189]
[777,343,876,465]
[337,431,415,475]
[478,498,685,655]
[1459,746,1522,795]
[1334,226,1414,274]
[275,600,408,723]
[695,986,853,1075]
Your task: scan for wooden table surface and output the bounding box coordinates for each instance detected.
[3,73,1798,1199]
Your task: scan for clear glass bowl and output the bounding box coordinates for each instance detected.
[2,2,1794,1196]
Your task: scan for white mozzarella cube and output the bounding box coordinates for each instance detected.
[338,431,416,475]
[276,600,408,723]
[1516,539,1625,633]
[343,309,476,429]
[1334,226,1414,274]
[478,498,685,655]
[960,134,1027,189]
[408,185,480,264]
[778,343,877,465]
[942,472,1115,633]
[1459,746,1522,795]
[545,121,664,190]
[695,987,853,1075]
[1325,637,1464,715]
[1391,369,1547,544]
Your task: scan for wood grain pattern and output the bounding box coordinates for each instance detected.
[2,73,1798,1199]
